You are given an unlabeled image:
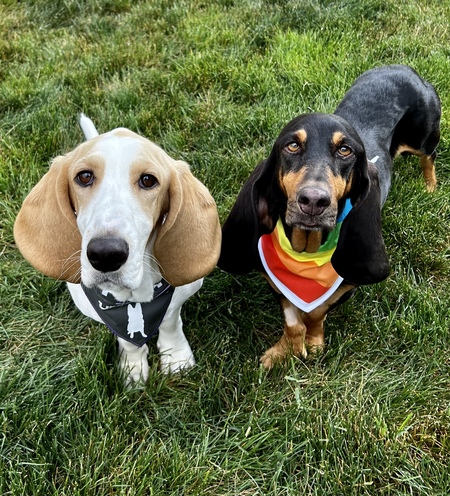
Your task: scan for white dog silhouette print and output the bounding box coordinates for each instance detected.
[126,303,148,340]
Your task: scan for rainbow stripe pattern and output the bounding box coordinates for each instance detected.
[258,199,352,312]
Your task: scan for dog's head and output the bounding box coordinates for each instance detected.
[219,113,389,285]
[14,129,221,291]
[255,113,368,233]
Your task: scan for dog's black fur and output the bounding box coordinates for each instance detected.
[218,65,441,367]
[335,64,441,203]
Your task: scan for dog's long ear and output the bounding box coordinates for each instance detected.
[218,147,283,274]
[154,161,221,287]
[331,160,390,285]
[14,155,82,282]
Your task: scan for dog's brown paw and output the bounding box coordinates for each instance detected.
[260,348,284,370]
[304,334,325,351]
[260,336,307,369]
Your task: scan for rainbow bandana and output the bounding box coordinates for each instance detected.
[258,199,352,312]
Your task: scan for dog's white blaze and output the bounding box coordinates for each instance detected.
[76,135,155,296]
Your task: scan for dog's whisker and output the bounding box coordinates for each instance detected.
[58,250,82,279]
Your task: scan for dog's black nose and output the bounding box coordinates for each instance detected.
[298,187,331,216]
[87,237,129,272]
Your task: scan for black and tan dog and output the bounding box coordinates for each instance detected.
[218,65,440,368]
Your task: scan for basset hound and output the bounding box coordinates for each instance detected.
[14,115,221,386]
[218,64,441,368]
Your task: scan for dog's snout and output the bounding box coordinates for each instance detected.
[298,187,331,216]
[87,237,129,272]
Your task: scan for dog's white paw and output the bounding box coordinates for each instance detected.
[159,342,196,374]
[118,342,149,388]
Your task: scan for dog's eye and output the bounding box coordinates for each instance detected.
[76,170,94,186]
[286,142,300,153]
[337,146,353,157]
[139,174,159,189]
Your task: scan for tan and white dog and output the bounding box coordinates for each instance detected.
[14,115,221,386]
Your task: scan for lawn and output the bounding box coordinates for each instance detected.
[1,0,450,494]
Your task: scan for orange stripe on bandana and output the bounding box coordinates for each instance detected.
[258,199,352,312]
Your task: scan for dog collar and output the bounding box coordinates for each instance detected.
[81,280,175,347]
[258,199,352,312]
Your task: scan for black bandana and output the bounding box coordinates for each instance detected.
[81,280,175,347]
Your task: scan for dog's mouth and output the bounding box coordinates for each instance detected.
[98,275,130,289]
[297,218,323,230]
[81,273,141,303]
[294,222,334,233]
[81,266,141,292]
[286,205,337,232]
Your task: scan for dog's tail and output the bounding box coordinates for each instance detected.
[79,113,99,140]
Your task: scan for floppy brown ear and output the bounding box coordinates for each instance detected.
[218,148,283,274]
[331,161,390,285]
[154,161,221,287]
[14,155,82,282]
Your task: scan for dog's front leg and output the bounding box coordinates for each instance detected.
[303,311,326,350]
[117,337,149,387]
[303,282,356,351]
[157,307,195,373]
[260,296,307,369]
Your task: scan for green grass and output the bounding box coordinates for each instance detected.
[1,0,450,494]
